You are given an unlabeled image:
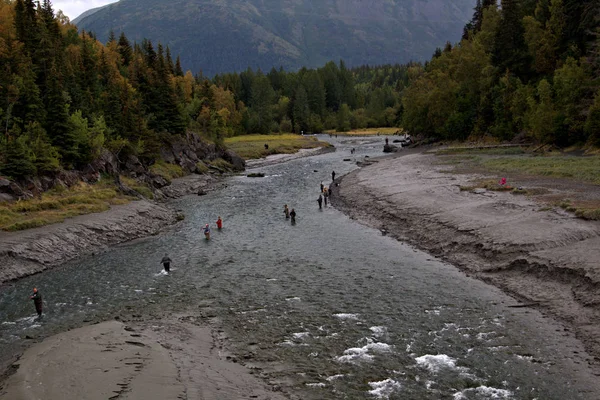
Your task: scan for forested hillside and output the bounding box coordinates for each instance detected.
[401,0,600,146]
[3,0,598,185]
[0,0,408,182]
[73,0,475,76]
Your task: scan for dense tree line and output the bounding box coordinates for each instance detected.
[7,0,594,182]
[401,0,600,146]
[0,0,407,181]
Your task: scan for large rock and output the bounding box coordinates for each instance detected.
[125,155,145,175]
[223,150,246,171]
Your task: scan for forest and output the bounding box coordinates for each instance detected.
[0,0,599,181]
[402,0,600,146]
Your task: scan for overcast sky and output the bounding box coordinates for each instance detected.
[53,0,119,20]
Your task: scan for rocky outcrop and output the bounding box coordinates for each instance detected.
[159,132,245,175]
[0,132,245,202]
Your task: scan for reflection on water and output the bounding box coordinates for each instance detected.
[0,136,597,399]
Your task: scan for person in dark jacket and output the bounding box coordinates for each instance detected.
[30,288,43,317]
[332,171,336,181]
[161,253,172,273]
[290,208,296,223]
[317,194,323,209]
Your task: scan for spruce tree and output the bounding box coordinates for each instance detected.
[118,32,133,66]
[492,0,531,80]
[1,132,36,179]
[174,56,184,77]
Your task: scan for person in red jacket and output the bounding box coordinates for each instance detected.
[216,216,223,229]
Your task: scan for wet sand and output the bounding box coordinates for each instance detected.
[1,315,286,400]
[332,151,600,365]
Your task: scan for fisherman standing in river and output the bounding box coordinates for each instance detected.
[317,194,323,209]
[284,204,290,219]
[332,171,336,181]
[290,208,296,223]
[216,216,223,229]
[161,253,172,273]
[30,288,43,317]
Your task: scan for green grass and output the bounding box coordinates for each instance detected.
[224,133,331,160]
[576,208,600,220]
[0,181,136,231]
[325,127,400,136]
[149,161,186,182]
[196,161,209,173]
[207,158,234,171]
[120,176,154,199]
[459,179,514,192]
[442,152,600,221]
[481,156,600,185]
[434,147,527,156]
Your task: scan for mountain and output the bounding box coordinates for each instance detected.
[72,5,109,22]
[74,0,476,76]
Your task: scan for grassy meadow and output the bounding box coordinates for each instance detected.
[0,180,135,231]
[436,147,600,220]
[224,133,331,160]
[324,127,401,136]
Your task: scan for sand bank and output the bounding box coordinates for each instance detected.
[1,316,286,399]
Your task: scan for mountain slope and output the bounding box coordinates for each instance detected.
[75,0,475,75]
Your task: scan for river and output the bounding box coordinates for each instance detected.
[0,135,598,399]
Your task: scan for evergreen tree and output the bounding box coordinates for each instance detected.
[1,132,36,179]
[117,32,133,66]
[492,0,531,80]
[166,46,174,75]
[175,56,184,77]
[250,73,275,134]
[292,86,309,132]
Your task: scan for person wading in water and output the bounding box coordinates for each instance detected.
[30,288,43,318]
[290,208,296,223]
[317,194,323,209]
[204,224,211,240]
[216,216,223,229]
[284,204,290,219]
[161,253,172,273]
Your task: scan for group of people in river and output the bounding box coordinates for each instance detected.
[317,171,336,209]
[27,169,339,315]
[283,204,296,223]
[203,216,223,240]
[160,216,223,275]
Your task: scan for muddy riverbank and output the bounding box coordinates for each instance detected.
[2,313,287,400]
[0,174,223,284]
[332,150,600,364]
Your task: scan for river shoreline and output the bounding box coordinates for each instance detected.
[331,150,600,368]
[0,174,223,285]
[0,146,337,285]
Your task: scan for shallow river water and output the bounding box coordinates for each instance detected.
[1,136,599,399]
